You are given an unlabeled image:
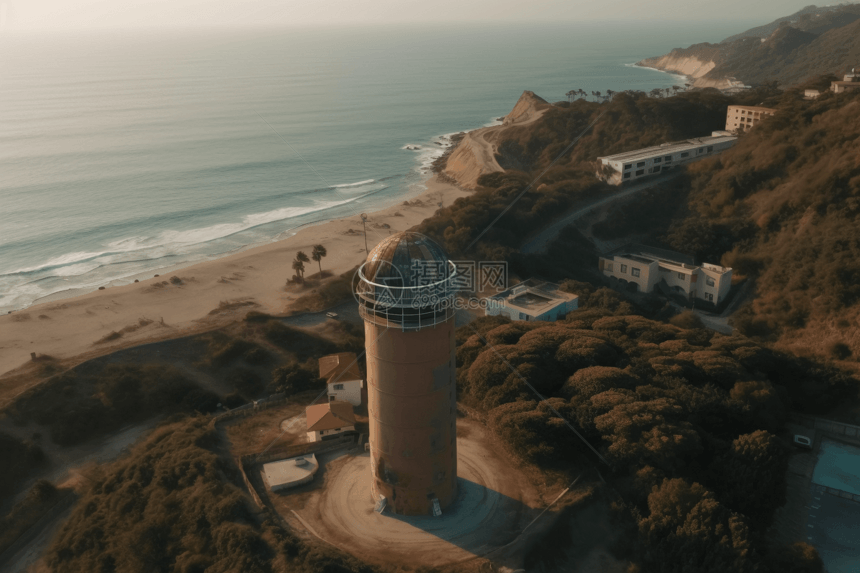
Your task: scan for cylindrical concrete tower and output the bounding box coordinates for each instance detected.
[355,232,458,516]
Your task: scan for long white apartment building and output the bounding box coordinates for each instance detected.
[599,245,732,305]
[597,133,737,186]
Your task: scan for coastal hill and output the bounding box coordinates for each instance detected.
[722,3,860,43]
[443,90,549,189]
[638,3,860,89]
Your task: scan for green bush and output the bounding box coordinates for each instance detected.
[268,364,322,395]
[670,310,705,330]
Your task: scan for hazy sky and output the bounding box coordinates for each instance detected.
[0,0,831,31]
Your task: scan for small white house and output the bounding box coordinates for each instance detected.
[305,400,356,443]
[318,352,364,407]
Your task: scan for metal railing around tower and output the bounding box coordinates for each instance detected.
[356,261,457,331]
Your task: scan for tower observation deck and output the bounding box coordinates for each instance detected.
[355,232,459,515]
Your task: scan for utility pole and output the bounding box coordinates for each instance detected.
[360,213,369,255]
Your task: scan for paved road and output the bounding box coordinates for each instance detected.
[521,171,682,254]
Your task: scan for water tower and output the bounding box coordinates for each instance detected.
[355,232,458,515]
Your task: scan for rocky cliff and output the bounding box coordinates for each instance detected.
[637,39,758,89]
[443,91,549,189]
[638,49,726,89]
[502,90,549,125]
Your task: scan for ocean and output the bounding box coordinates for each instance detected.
[0,21,752,313]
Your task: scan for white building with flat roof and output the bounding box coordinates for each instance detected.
[597,134,737,186]
[599,245,732,305]
[484,279,578,322]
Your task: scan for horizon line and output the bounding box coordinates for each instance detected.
[0,18,763,34]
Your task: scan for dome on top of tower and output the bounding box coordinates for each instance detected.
[363,232,452,288]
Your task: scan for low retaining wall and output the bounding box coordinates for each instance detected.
[790,414,860,504]
[789,414,860,440]
[813,483,860,504]
[241,434,355,466]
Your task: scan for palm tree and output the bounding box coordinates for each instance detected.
[565,90,575,103]
[672,85,682,95]
[594,91,603,102]
[295,251,309,279]
[664,87,671,98]
[311,244,327,275]
[606,89,615,101]
[292,259,305,281]
[650,88,663,98]
[578,89,587,100]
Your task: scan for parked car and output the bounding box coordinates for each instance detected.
[326,312,338,318]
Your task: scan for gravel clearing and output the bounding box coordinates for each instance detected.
[284,418,545,567]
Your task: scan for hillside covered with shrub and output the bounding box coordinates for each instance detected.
[640,3,860,88]
[722,3,860,43]
[47,416,378,573]
[662,88,860,358]
[709,18,860,89]
[418,89,735,277]
[456,298,848,571]
[426,78,860,359]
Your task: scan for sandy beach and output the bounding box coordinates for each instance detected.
[0,175,469,379]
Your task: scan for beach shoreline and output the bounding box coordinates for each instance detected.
[0,52,686,380]
[0,174,469,378]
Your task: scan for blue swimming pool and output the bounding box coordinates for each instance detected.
[812,438,860,495]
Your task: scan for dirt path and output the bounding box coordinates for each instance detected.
[468,107,548,170]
